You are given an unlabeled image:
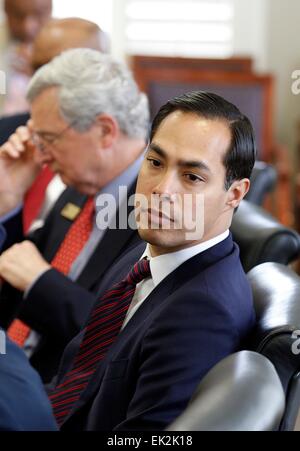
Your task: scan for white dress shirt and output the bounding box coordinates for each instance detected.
[122,229,230,329]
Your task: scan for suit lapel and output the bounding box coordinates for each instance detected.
[113,234,235,342]
[76,227,139,289]
[37,188,87,262]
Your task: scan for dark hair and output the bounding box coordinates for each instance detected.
[150,91,257,190]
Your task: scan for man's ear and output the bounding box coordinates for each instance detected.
[95,114,118,148]
[226,178,251,209]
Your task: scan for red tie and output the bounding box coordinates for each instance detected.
[51,197,95,275]
[8,197,95,347]
[49,258,151,427]
[23,166,55,233]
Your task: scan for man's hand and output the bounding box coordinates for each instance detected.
[0,241,51,291]
[0,121,43,215]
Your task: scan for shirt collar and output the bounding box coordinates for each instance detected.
[141,230,230,287]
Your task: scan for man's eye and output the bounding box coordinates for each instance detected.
[147,158,161,168]
[184,173,203,183]
[40,134,56,143]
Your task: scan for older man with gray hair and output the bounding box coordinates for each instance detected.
[0,48,149,383]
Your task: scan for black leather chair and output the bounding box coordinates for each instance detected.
[231,200,300,272]
[247,262,300,431]
[168,351,285,431]
[245,161,277,206]
[169,263,300,431]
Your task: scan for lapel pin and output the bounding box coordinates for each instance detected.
[61,203,82,221]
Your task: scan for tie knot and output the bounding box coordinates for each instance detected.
[126,257,151,286]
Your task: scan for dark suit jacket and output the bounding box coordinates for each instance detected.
[0,112,30,145]
[51,234,255,431]
[0,337,57,431]
[0,185,141,383]
[0,225,6,249]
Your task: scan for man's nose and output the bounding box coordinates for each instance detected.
[152,171,178,197]
[38,147,54,165]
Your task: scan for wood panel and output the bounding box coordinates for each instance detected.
[131,60,274,161]
[130,56,253,77]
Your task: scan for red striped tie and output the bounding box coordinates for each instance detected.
[8,197,95,347]
[49,257,151,427]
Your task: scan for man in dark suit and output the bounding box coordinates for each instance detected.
[1,0,53,116]
[0,337,57,431]
[0,49,149,382]
[0,113,30,144]
[43,91,255,431]
[0,227,57,431]
[0,225,6,249]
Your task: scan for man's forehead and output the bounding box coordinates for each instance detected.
[31,86,59,107]
[30,87,64,127]
[154,111,231,150]
[156,110,229,131]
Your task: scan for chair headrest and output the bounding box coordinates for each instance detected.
[167,351,285,431]
[245,161,277,206]
[231,200,300,272]
[247,263,300,392]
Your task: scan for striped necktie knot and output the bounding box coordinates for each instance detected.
[125,257,151,286]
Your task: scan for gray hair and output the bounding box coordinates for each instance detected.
[27,48,150,140]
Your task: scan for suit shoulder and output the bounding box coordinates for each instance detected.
[151,252,254,342]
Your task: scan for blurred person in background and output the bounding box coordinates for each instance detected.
[0,0,53,115]
[0,218,56,431]
[0,17,110,233]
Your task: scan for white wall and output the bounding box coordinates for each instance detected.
[265,0,300,156]
[232,0,270,72]
[110,0,127,62]
[113,0,271,66]
[229,0,300,167]
[53,0,113,33]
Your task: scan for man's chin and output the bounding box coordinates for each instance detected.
[74,183,99,197]
[55,177,77,195]
[58,175,98,196]
[138,227,183,248]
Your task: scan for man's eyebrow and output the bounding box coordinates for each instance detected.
[178,160,211,173]
[148,143,167,158]
[34,130,58,137]
[148,142,212,173]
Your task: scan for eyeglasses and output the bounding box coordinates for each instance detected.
[31,121,76,152]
